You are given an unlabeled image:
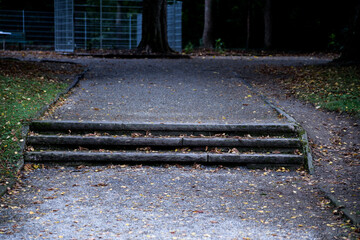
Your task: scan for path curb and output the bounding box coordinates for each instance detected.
[64,53,191,59]
[33,69,89,121]
[0,178,16,198]
[319,187,360,227]
[234,72,359,229]
[235,72,314,174]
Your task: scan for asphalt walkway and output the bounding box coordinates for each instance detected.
[0,165,353,239]
[43,57,317,124]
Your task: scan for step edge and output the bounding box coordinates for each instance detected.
[30,120,297,132]
[27,135,302,147]
[24,151,303,164]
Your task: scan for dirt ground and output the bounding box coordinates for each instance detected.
[0,57,84,85]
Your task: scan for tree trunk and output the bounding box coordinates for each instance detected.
[337,3,360,62]
[116,1,123,46]
[202,0,214,48]
[246,0,252,49]
[137,0,172,53]
[264,0,272,48]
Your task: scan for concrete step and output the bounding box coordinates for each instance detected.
[29,120,298,137]
[24,120,304,168]
[27,135,302,148]
[24,151,304,165]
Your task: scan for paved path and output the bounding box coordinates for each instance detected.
[43,57,326,124]
[0,165,353,239]
[2,55,356,239]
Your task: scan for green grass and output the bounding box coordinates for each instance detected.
[295,66,360,115]
[263,65,360,116]
[0,75,67,181]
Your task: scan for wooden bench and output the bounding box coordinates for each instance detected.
[4,32,27,50]
[0,31,11,50]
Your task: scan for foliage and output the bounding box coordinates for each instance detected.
[328,33,343,51]
[215,38,225,52]
[0,0,358,51]
[184,42,194,53]
[181,0,358,50]
[260,65,360,116]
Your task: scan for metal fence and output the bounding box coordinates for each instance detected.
[70,0,182,52]
[55,0,74,52]
[166,1,182,52]
[0,0,182,52]
[73,0,143,50]
[0,10,54,49]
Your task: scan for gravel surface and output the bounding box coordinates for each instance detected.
[41,56,328,124]
[42,57,282,123]
[0,165,356,239]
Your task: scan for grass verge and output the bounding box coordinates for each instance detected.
[0,59,83,184]
[0,76,68,182]
[259,64,360,117]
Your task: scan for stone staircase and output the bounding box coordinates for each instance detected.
[24,120,305,168]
